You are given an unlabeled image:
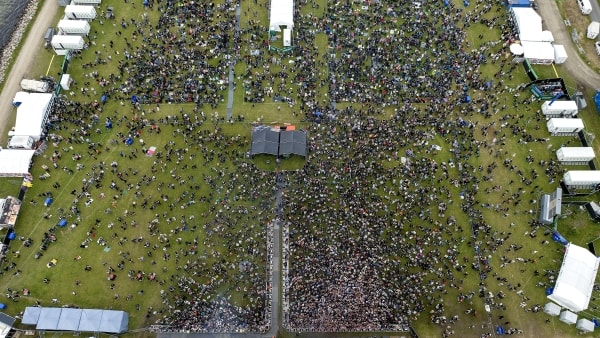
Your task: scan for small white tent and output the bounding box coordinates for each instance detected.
[269,0,293,31]
[577,318,595,332]
[559,310,577,325]
[548,243,600,312]
[0,149,35,177]
[544,302,561,316]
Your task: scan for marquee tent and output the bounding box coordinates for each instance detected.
[269,0,293,31]
[279,130,307,157]
[0,150,35,177]
[11,93,54,141]
[251,127,280,156]
[21,307,128,333]
[521,41,555,65]
[577,318,595,332]
[0,313,15,338]
[544,302,561,316]
[548,243,600,312]
[559,310,577,325]
[511,7,543,42]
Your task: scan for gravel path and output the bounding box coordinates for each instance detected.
[537,0,600,90]
[0,0,58,145]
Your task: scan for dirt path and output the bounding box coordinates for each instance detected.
[537,0,600,90]
[0,0,58,145]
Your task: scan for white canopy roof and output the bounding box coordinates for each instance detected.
[521,41,555,63]
[577,318,595,332]
[559,310,577,325]
[512,7,543,41]
[13,93,53,139]
[0,149,35,177]
[12,92,29,105]
[544,302,561,316]
[269,0,294,31]
[548,243,600,312]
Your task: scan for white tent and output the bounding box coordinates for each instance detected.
[544,302,561,316]
[554,44,568,64]
[12,93,54,141]
[559,310,577,325]
[269,0,293,31]
[12,92,29,107]
[511,7,543,41]
[521,41,555,65]
[548,243,600,312]
[0,149,35,177]
[577,318,595,332]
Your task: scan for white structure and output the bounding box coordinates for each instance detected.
[20,79,50,93]
[269,0,293,31]
[559,310,577,325]
[596,42,600,56]
[283,28,292,47]
[553,44,568,64]
[539,188,562,225]
[544,303,561,316]
[521,41,555,65]
[64,5,97,20]
[578,0,592,15]
[548,243,600,312]
[0,149,35,177]
[12,92,29,107]
[8,136,35,150]
[542,100,578,117]
[51,35,85,55]
[563,171,600,189]
[556,147,595,164]
[57,19,90,35]
[546,118,584,136]
[577,318,595,333]
[588,22,599,39]
[72,0,101,5]
[60,74,73,90]
[10,93,54,142]
[511,7,543,41]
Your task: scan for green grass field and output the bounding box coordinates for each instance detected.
[3,0,600,337]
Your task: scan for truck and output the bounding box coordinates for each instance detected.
[577,0,592,14]
[546,118,584,136]
[588,22,599,39]
[20,79,50,93]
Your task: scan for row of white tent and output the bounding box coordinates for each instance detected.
[544,303,595,332]
[511,7,566,65]
[52,5,98,55]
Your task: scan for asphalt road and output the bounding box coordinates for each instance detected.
[537,0,600,90]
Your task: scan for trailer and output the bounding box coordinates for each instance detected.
[547,118,584,136]
[541,100,578,118]
[51,35,85,55]
[64,5,97,20]
[72,0,101,5]
[563,171,600,190]
[57,19,90,36]
[20,79,50,93]
[577,0,592,14]
[556,147,595,165]
[553,44,568,64]
[588,22,600,39]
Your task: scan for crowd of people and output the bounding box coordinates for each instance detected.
[1,0,584,336]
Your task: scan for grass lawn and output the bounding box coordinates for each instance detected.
[3,0,600,337]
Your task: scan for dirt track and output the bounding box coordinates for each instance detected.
[0,0,58,145]
[537,0,600,90]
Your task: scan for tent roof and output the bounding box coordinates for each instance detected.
[0,150,35,177]
[544,302,561,316]
[269,0,294,31]
[22,307,41,325]
[13,93,53,138]
[99,310,128,333]
[78,309,102,332]
[36,308,62,330]
[559,310,577,324]
[0,314,15,327]
[512,7,542,41]
[548,243,600,312]
[577,318,595,332]
[279,130,307,157]
[521,41,555,61]
[251,127,280,156]
[12,92,29,104]
[56,308,82,331]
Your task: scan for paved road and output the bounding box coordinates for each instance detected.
[0,0,59,145]
[589,0,600,24]
[537,0,600,90]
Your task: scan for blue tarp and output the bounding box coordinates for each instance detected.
[594,91,600,114]
[44,197,53,206]
[7,232,16,240]
[125,137,133,145]
[496,326,505,335]
[546,287,554,295]
[58,219,67,227]
[552,232,568,245]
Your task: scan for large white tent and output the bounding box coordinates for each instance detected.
[511,7,543,42]
[521,41,555,65]
[559,310,577,325]
[0,149,35,177]
[269,0,293,31]
[22,307,128,333]
[11,93,54,141]
[548,243,600,312]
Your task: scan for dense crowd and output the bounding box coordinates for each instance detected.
[1,0,581,336]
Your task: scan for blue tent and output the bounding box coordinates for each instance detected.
[464,0,469,6]
[594,91,600,114]
[44,197,53,206]
[496,326,505,335]
[125,137,133,146]
[0,304,6,310]
[105,121,112,129]
[546,287,554,295]
[552,232,568,245]
[444,0,449,6]
[7,232,16,240]
[464,95,471,103]
[593,318,600,327]
[58,219,67,227]
[101,95,107,104]
[131,95,139,103]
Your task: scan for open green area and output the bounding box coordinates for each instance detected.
[3,0,600,337]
